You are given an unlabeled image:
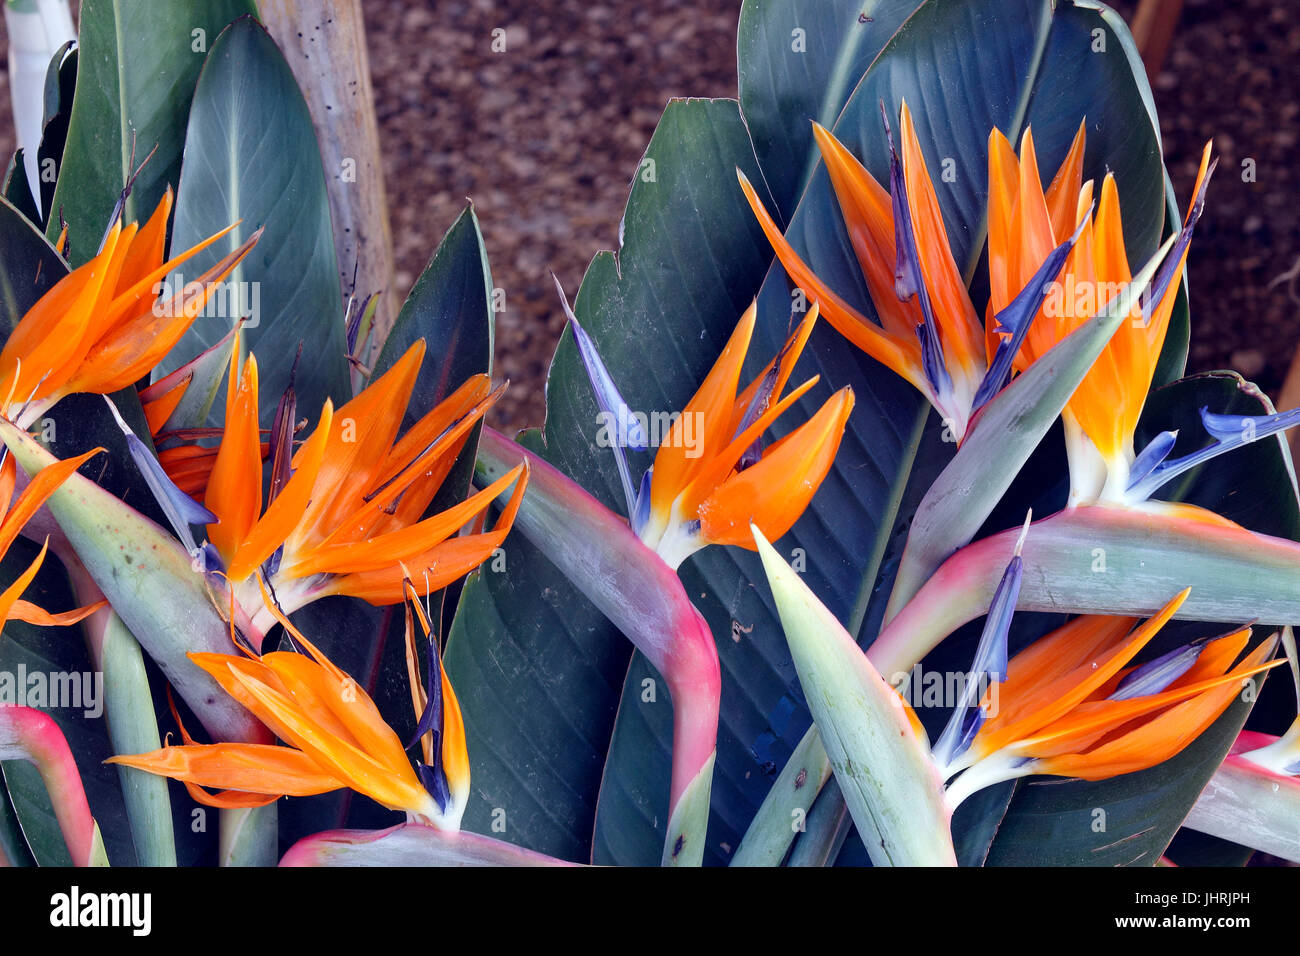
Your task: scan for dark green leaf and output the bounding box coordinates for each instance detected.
[160,16,349,425]
[372,201,495,512]
[47,0,257,262]
[3,151,43,227]
[737,0,921,219]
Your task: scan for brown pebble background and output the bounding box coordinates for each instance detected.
[0,0,1295,430]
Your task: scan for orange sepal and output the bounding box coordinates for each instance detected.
[1036,640,1281,781]
[698,386,854,548]
[107,742,344,801]
[225,400,336,581]
[9,598,107,627]
[325,461,529,604]
[738,170,925,391]
[204,352,262,562]
[974,590,1190,757]
[648,302,756,523]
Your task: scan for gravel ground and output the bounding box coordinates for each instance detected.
[0,0,1295,429]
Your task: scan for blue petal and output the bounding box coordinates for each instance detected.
[932,548,1023,767]
[971,214,1086,410]
[1201,407,1300,444]
[407,633,444,753]
[1128,405,1300,501]
[631,467,653,536]
[880,102,951,399]
[1127,430,1179,490]
[102,397,214,557]
[554,274,644,518]
[1142,157,1216,320]
[416,761,451,814]
[1109,641,1206,701]
[955,704,986,757]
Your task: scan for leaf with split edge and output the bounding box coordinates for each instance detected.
[445,515,626,865]
[159,16,349,427]
[47,0,258,262]
[736,0,922,221]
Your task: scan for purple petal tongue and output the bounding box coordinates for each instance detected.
[972,213,1086,410]
[879,101,951,400]
[416,761,451,814]
[554,273,645,517]
[101,396,215,559]
[1110,642,1206,701]
[932,514,1030,766]
[1129,405,1300,501]
[1127,429,1179,491]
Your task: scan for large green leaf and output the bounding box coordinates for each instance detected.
[47,0,257,262]
[592,0,1168,865]
[0,196,66,330]
[373,202,495,513]
[737,0,921,219]
[159,16,349,424]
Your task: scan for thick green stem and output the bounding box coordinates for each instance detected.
[220,804,279,867]
[64,554,177,867]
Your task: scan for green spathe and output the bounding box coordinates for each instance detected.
[753,525,955,866]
